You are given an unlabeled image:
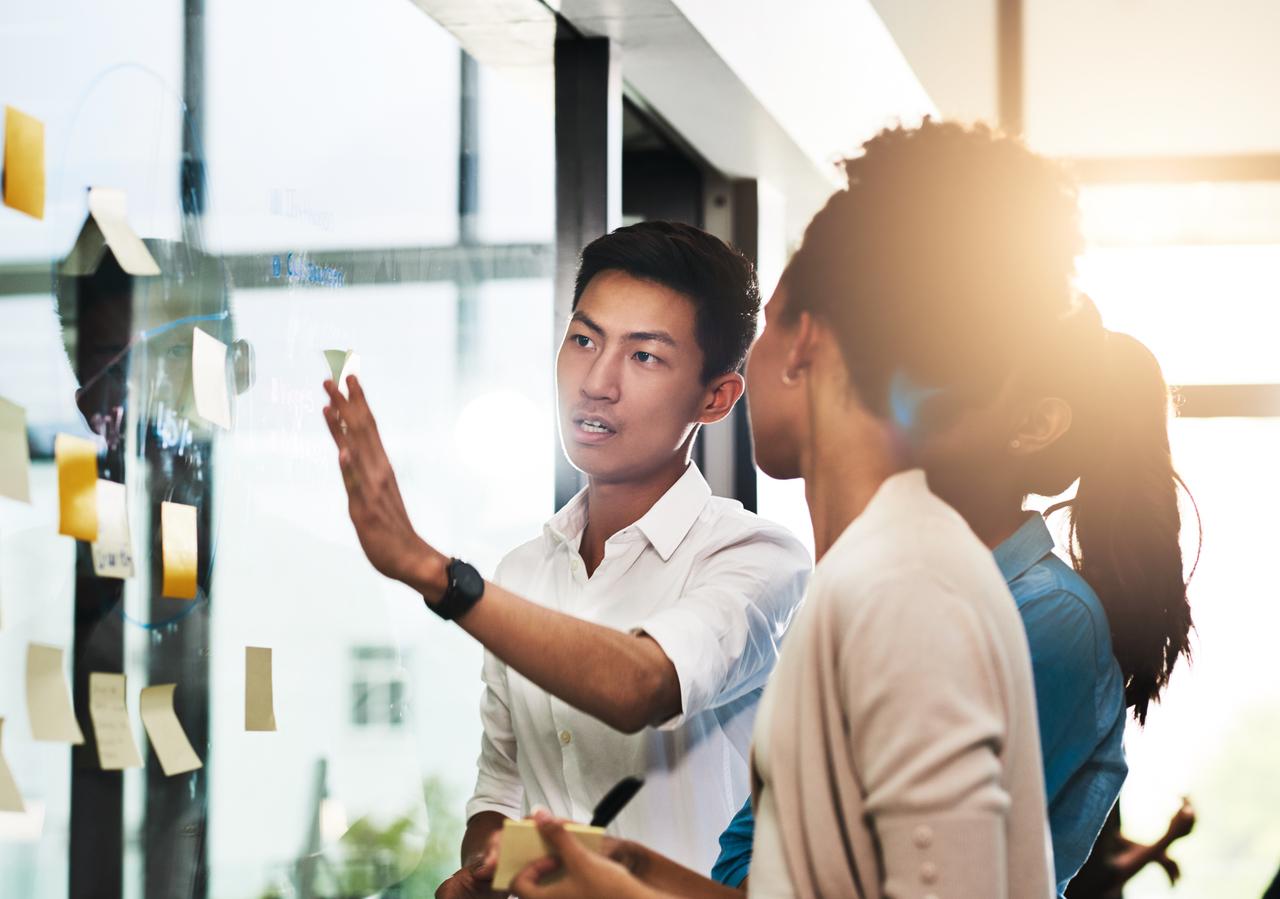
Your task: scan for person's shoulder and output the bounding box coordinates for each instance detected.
[696,496,811,559]
[1013,555,1112,638]
[492,532,551,588]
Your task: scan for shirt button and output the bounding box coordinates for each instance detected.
[570,559,581,572]
[912,825,933,849]
[920,862,938,884]
[559,729,572,746]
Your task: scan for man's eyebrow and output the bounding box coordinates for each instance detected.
[624,330,677,347]
[570,312,678,347]
[570,311,605,335]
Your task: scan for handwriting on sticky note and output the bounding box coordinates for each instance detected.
[245,647,277,732]
[0,719,25,812]
[88,673,143,770]
[322,349,360,397]
[492,818,606,890]
[193,327,232,429]
[26,643,85,744]
[0,395,31,504]
[3,106,44,220]
[56,434,98,541]
[139,684,201,776]
[91,480,135,578]
[161,501,198,599]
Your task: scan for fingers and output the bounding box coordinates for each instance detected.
[533,810,589,867]
[508,856,562,898]
[322,403,349,452]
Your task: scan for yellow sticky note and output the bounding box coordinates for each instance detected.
[492,818,606,890]
[91,480,135,578]
[192,327,232,429]
[322,349,360,398]
[88,673,143,770]
[245,647,277,732]
[55,433,99,541]
[139,684,202,776]
[0,395,31,503]
[0,719,25,812]
[3,106,44,220]
[161,501,198,599]
[26,643,85,744]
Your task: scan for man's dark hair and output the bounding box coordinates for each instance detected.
[572,220,759,382]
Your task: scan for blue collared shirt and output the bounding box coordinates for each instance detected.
[710,513,1128,896]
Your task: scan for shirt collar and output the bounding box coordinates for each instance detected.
[542,464,713,562]
[993,512,1056,583]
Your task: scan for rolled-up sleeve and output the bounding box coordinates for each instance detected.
[637,526,809,729]
[465,648,525,821]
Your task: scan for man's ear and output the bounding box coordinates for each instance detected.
[1009,397,1073,456]
[786,310,819,382]
[698,371,745,425]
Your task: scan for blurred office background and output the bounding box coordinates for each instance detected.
[0,1,1277,896]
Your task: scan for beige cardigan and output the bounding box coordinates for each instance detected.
[753,471,1054,899]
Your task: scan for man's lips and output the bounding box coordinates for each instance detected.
[570,413,619,444]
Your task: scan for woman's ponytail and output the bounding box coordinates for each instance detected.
[1045,332,1197,724]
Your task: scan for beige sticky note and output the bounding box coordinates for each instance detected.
[0,395,31,504]
[492,818,606,890]
[139,684,201,776]
[60,187,161,277]
[88,673,143,770]
[26,643,85,744]
[56,434,98,541]
[0,719,25,812]
[91,480,135,579]
[161,501,198,600]
[322,349,361,398]
[245,647,277,732]
[192,327,232,429]
[3,106,44,220]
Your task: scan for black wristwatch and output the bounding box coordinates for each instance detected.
[429,558,485,621]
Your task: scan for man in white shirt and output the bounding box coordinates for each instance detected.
[321,221,811,896]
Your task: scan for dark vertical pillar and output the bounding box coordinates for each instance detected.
[457,52,482,379]
[553,36,621,509]
[997,0,1024,135]
[68,254,132,899]
[729,179,761,512]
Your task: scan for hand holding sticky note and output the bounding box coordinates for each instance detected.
[323,349,361,397]
[161,501,198,599]
[56,434,99,541]
[491,817,606,891]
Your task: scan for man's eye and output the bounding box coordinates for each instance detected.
[634,351,655,364]
[572,334,592,348]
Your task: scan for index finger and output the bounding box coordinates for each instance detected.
[508,856,562,898]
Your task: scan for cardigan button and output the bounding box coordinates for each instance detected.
[920,861,938,884]
[912,825,934,849]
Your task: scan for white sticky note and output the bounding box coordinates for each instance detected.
[322,349,360,397]
[60,187,161,277]
[26,643,85,744]
[245,647,277,732]
[492,818,606,890]
[139,684,202,776]
[0,396,31,504]
[88,673,143,770]
[192,327,232,429]
[0,719,25,812]
[91,480,135,579]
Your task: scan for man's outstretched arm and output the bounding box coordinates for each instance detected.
[322,376,681,733]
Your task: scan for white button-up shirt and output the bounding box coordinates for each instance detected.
[466,464,810,873]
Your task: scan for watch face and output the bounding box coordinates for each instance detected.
[455,561,484,599]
